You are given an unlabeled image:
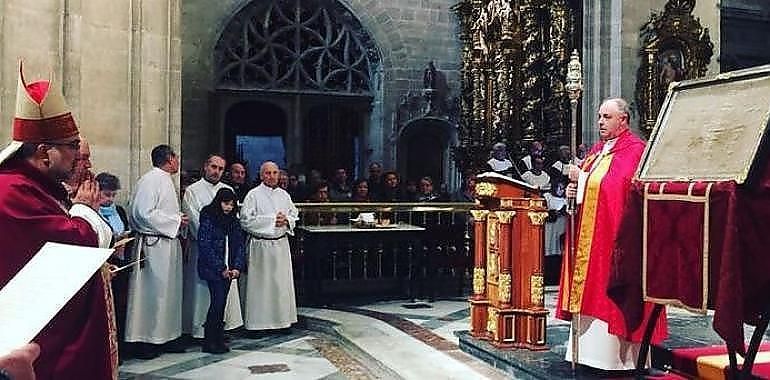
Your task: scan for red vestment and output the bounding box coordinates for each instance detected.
[0,159,117,380]
[556,129,668,344]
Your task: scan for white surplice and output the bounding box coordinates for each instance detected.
[564,315,648,370]
[181,179,242,338]
[239,183,298,330]
[125,167,183,344]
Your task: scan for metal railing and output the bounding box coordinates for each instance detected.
[290,202,477,305]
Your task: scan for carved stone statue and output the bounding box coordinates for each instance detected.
[424,61,437,89]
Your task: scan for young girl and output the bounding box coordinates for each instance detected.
[197,188,245,353]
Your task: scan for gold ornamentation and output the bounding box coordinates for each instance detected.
[530,274,544,307]
[498,273,511,303]
[473,267,486,295]
[487,252,499,283]
[635,0,713,138]
[475,182,497,197]
[528,211,549,226]
[469,209,489,222]
[487,308,498,338]
[528,199,546,209]
[494,211,515,224]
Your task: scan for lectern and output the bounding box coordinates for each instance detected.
[469,172,549,349]
[609,64,770,376]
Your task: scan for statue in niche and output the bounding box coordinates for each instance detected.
[424,61,437,89]
[658,49,685,102]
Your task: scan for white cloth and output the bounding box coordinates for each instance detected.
[487,158,513,172]
[543,193,566,256]
[576,139,617,205]
[239,183,298,330]
[521,170,551,190]
[181,179,242,337]
[125,167,183,344]
[520,155,533,171]
[564,314,648,370]
[69,203,113,248]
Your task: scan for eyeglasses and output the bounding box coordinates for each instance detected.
[47,140,81,151]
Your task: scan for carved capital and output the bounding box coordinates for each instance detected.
[528,211,549,225]
[473,267,486,295]
[469,209,490,222]
[498,273,511,303]
[494,211,516,224]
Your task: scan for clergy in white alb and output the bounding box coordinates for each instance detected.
[239,161,299,330]
[125,145,187,345]
[181,155,243,338]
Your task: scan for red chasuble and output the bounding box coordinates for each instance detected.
[556,129,668,344]
[0,160,118,380]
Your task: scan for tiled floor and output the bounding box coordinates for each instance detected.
[119,290,760,379]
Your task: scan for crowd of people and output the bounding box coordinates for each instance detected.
[0,60,663,379]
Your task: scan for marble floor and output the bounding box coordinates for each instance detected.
[119,297,510,380]
[119,289,742,379]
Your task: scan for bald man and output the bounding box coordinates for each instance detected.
[239,161,298,333]
[63,136,93,197]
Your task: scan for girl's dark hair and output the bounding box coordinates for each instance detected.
[200,188,239,230]
[95,172,121,191]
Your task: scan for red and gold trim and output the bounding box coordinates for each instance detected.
[567,153,613,313]
[12,113,78,142]
[99,265,119,379]
[642,182,713,313]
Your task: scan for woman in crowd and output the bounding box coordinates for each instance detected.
[350,179,371,202]
[95,172,131,361]
[197,188,246,354]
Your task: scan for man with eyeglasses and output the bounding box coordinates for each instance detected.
[0,64,115,379]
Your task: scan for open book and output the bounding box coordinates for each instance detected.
[0,242,113,356]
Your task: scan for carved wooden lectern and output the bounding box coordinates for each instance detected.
[469,172,549,350]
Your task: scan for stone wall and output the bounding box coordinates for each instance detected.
[181,0,462,174]
[581,0,720,146]
[0,0,181,201]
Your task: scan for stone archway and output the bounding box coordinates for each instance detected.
[397,117,458,190]
[211,0,382,174]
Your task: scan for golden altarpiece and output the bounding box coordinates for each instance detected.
[451,0,580,172]
[469,173,549,349]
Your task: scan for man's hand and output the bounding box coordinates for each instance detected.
[230,269,240,279]
[567,164,581,182]
[566,182,577,199]
[72,179,101,209]
[180,214,190,227]
[275,212,288,228]
[222,269,230,279]
[0,342,40,380]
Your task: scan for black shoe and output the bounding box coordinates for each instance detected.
[131,343,161,360]
[202,341,229,354]
[163,338,188,353]
[276,327,292,335]
[244,330,268,339]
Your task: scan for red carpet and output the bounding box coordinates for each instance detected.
[664,343,770,379]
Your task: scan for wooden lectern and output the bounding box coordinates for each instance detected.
[469,172,549,350]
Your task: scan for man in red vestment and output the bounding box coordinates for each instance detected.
[0,63,117,379]
[557,98,667,371]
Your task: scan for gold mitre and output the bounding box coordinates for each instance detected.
[0,61,79,165]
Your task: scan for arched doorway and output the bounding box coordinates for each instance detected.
[213,0,381,176]
[304,103,363,178]
[398,118,456,190]
[224,101,287,183]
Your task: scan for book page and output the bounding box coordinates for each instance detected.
[0,242,113,356]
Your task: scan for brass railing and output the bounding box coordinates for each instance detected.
[291,202,477,305]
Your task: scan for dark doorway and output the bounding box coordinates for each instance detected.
[224,101,287,183]
[400,119,452,186]
[303,104,362,179]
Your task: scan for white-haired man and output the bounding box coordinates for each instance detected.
[240,161,298,334]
